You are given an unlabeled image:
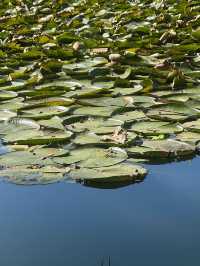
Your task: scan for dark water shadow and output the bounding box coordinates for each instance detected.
[82,178,145,190]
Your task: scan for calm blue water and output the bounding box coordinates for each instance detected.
[0,142,200,266]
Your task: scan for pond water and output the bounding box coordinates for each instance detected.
[0,143,200,266]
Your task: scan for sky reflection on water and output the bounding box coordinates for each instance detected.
[0,152,200,266]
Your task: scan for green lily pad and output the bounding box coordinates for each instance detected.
[73,106,117,117]
[182,119,200,133]
[3,129,73,145]
[70,164,147,183]
[20,106,70,120]
[112,110,146,125]
[1,165,70,185]
[0,151,52,167]
[147,103,200,122]
[130,121,183,135]
[30,147,69,158]
[54,147,127,168]
[38,116,65,131]
[127,139,195,159]
[176,131,200,145]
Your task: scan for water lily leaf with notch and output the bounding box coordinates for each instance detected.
[130,121,183,135]
[79,147,128,168]
[69,164,147,183]
[54,147,127,168]
[127,139,195,159]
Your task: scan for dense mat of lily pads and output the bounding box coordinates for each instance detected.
[0,0,199,185]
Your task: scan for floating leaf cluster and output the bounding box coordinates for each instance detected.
[0,0,199,187]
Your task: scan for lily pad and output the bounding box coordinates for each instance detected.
[182,119,200,133]
[127,139,195,159]
[54,147,128,168]
[0,151,52,167]
[20,106,70,120]
[130,121,183,135]
[1,165,70,185]
[70,164,147,183]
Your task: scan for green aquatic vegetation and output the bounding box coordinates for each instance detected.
[0,0,200,186]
